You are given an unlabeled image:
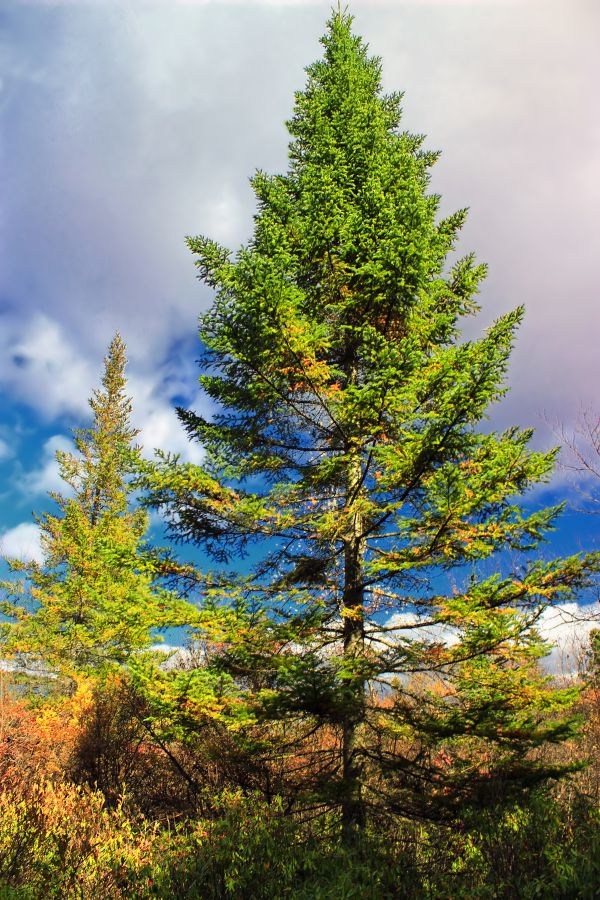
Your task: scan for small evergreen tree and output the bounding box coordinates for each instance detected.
[141,13,599,838]
[1,334,188,684]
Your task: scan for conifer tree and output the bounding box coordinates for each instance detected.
[1,335,188,684]
[141,13,599,838]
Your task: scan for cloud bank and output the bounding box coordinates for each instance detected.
[0,1,598,532]
[385,601,600,677]
[0,522,43,564]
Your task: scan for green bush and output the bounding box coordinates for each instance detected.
[420,793,600,899]
[1,782,599,898]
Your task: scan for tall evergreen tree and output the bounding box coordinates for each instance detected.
[141,14,598,838]
[1,334,188,684]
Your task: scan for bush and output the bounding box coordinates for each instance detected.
[0,780,155,898]
[1,780,599,898]
[419,792,600,899]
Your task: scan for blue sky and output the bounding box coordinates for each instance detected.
[1,0,599,657]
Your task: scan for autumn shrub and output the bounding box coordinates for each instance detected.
[0,691,75,794]
[0,784,423,899]
[2,682,600,899]
[0,780,156,899]
[68,676,182,817]
[1,776,600,899]
[68,676,287,821]
[570,687,600,802]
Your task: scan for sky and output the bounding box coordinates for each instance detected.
[0,0,599,652]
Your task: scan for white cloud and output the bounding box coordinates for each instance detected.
[0,314,94,421]
[382,601,600,677]
[24,0,522,5]
[0,522,43,564]
[1,0,598,504]
[13,371,205,500]
[136,406,204,465]
[382,611,461,648]
[0,438,14,461]
[0,311,205,475]
[127,370,205,465]
[20,433,74,498]
[537,602,600,677]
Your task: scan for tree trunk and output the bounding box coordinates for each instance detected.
[341,446,366,843]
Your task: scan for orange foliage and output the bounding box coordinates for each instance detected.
[0,691,74,793]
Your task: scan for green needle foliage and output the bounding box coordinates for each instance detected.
[140,13,599,838]
[1,334,190,685]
